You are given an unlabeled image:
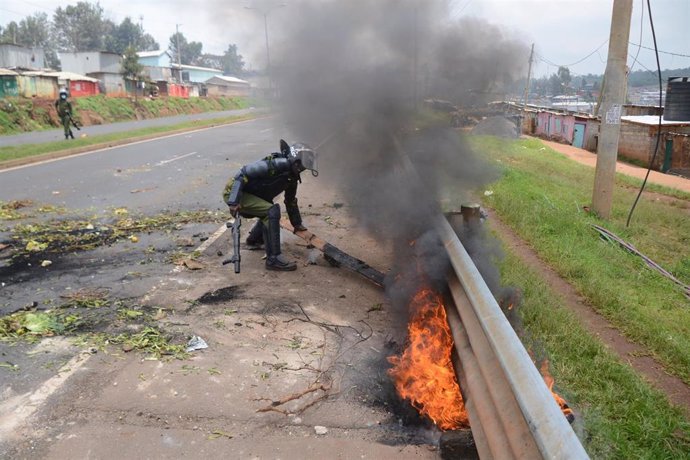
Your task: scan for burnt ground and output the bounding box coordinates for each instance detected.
[1,180,443,459]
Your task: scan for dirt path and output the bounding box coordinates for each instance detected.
[537,138,690,193]
[492,137,690,416]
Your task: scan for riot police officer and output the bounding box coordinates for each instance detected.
[54,89,74,140]
[223,140,318,271]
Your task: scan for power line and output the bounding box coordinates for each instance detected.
[536,39,609,68]
[628,0,645,72]
[0,6,29,18]
[14,0,54,14]
[628,41,690,58]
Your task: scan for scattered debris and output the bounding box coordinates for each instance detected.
[130,187,157,194]
[186,335,208,352]
[367,303,383,313]
[40,260,52,267]
[2,209,224,271]
[181,258,204,270]
[1,362,20,371]
[207,430,233,440]
[314,426,328,435]
[281,218,385,287]
[106,327,188,360]
[0,310,81,341]
[60,288,110,309]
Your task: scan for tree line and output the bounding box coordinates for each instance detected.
[0,1,245,76]
[528,64,690,100]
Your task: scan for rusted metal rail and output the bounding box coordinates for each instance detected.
[392,138,589,459]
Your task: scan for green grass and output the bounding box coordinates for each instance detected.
[0,95,256,135]
[500,250,690,459]
[473,135,690,386]
[0,113,256,164]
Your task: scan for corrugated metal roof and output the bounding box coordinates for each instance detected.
[622,115,690,126]
[20,70,98,82]
[173,63,222,73]
[0,68,18,76]
[137,50,168,58]
[207,75,250,85]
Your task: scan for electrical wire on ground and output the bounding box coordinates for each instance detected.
[626,0,663,227]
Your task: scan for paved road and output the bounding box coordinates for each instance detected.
[0,111,421,459]
[0,107,262,147]
[0,116,283,214]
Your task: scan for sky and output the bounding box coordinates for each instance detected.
[1,0,689,78]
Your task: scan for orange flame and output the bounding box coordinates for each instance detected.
[540,360,574,422]
[387,289,468,430]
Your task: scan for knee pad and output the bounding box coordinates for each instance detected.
[268,203,281,220]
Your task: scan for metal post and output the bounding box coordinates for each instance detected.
[592,0,633,218]
[175,24,182,83]
[520,43,535,135]
[246,4,285,97]
[264,12,271,92]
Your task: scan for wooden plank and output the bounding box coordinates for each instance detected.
[280,218,385,288]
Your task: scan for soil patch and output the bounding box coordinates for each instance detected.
[488,210,690,416]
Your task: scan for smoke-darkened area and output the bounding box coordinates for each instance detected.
[270,0,527,315]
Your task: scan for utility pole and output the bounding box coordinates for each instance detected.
[412,4,419,109]
[263,12,271,86]
[592,0,633,219]
[175,24,182,83]
[245,4,286,96]
[520,43,535,134]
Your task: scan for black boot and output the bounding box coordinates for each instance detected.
[69,130,75,139]
[245,220,264,249]
[264,204,296,271]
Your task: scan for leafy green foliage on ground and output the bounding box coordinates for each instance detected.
[0,95,253,135]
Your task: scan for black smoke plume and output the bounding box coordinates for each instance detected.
[271,0,528,318]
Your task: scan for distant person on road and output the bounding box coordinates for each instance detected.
[54,89,74,140]
[223,140,318,271]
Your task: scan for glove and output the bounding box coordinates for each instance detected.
[228,204,241,217]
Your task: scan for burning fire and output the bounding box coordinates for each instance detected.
[540,360,575,423]
[387,289,468,430]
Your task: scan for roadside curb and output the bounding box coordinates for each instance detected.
[0,114,265,171]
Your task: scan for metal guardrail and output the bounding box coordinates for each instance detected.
[391,136,588,458]
[437,216,589,459]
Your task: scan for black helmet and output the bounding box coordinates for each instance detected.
[280,139,318,177]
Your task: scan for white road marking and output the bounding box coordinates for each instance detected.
[196,223,230,254]
[156,151,198,166]
[0,350,93,442]
[0,223,231,442]
[259,128,273,133]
